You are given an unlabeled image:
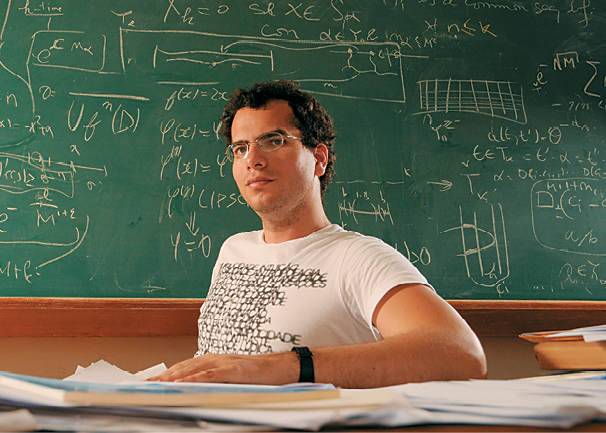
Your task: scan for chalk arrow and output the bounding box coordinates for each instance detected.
[427,180,453,192]
[186,212,199,236]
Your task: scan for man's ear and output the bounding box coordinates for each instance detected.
[313,144,328,177]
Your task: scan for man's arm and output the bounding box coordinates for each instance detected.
[313,283,487,387]
[150,284,486,388]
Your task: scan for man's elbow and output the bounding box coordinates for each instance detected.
[466,349,488,380]
[460,340,488,380]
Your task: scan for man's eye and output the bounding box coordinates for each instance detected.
[232,145,247,155]
[261,135,283,147]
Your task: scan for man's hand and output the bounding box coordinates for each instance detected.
[148,351,299,385]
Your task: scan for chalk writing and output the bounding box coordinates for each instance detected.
[338,188,394,227]
[556,260,606,294]
[532,179,606,256]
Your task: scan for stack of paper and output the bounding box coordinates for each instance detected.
[1,360,606,431]
[397,378,606,429]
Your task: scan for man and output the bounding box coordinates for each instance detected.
[153,80,486,388]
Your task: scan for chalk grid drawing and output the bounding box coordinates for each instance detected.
[443,203,510,292]
[417,79,527,124]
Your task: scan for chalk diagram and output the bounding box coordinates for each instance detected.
[531,178,606,256]
[442,203,510,292]
[417,79,527,124]
[120,29,409,104]
[0,150,98,276]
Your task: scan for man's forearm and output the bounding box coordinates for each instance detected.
[310,329,486,388]
[152,330,485,387]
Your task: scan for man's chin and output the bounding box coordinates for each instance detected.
[248,198,288,219]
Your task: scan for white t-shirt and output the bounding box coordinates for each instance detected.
[196,224,430,356]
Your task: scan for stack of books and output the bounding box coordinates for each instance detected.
[520,325,606,370]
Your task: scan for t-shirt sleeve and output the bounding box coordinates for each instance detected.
[340,236,432,335]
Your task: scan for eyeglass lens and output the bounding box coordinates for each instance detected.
[227,132,286,160]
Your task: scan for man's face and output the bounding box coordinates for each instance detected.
[230,99,325,221]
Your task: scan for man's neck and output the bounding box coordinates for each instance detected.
[261,206,331,244]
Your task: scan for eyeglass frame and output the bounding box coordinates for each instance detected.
[225,131,301,162]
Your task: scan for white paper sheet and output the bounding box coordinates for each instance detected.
[545,324,606,342]
[63,359,166,383]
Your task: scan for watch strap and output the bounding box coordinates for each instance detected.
[291,346,314,383]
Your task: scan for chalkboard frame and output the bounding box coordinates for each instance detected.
[1,298,605,337]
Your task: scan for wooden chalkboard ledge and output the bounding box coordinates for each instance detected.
[1,298,606,337]
[0,298,201,338]
[451,300,606,337]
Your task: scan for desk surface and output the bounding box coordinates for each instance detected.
[358,423,606,432]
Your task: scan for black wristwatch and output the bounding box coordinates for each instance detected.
[291,346,314,383]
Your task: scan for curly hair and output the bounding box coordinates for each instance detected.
[220,80,336,197]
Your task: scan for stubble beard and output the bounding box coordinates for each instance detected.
[250,187,312,231]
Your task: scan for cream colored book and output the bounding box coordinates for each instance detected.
[521,325,606,370]
[0,372,339,407]
[532,340,606,370]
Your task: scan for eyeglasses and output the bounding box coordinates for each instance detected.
[226,131,300,161]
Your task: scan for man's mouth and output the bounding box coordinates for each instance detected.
[246,176,274,187]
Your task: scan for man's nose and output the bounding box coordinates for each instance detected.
[245,143,267,168]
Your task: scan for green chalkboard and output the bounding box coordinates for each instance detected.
[0,0,605,300]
